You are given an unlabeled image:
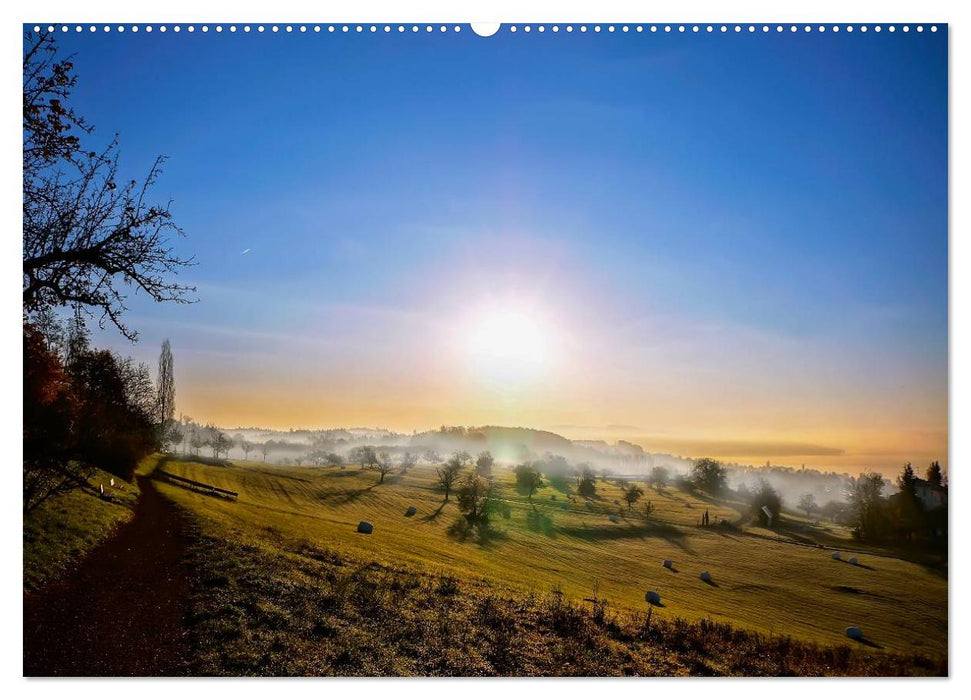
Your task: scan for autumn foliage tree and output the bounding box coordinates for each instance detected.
[23,325,86,514]
[23,319,161,513]
[68,345,158,478]
[22,32,194,510]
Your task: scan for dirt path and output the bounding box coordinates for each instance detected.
[23,476,191,676]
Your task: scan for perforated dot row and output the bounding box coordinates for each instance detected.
[31,24,941,35]
[508,24,938,34]
[33,24,467,34]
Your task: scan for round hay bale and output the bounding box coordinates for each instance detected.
[405,506,417,517]
[608,514,619,523]
[699,571,712,583]
[848,556,859,565]
[357,521,374,534]
[831,551,841,560]
[645,590,661,605]
[845,626,863,641]
[663,559,673,569]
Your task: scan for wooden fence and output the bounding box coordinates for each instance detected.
[156,470,239,501]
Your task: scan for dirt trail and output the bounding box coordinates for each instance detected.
[23,475,191,676]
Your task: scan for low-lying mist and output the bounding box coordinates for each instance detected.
[177,422,917,511]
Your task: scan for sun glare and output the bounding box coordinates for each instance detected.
[465,307,548,386]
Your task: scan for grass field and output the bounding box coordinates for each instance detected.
[23,466,142,592]
[155,456,947,660]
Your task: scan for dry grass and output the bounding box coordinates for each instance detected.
[23,465,143,592]
[178,512,945,676]
[156,456,947,661]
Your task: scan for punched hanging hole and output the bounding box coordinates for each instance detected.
[470,23,501,37]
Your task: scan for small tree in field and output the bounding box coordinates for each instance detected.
[372,452,394,483]
[436,453,464,501]
[649,466,669,492]
[623,483,644,511]
[241,440,254,460]
[349,445,378,470]
[211,431,232,459]
[164,421,184,453]
[514,463,544,508]
[189,429,205,456]
[575,465,597,498]
[205,424,220,458]
[474,451,494,477]
[399,451,416,473]
[457,472,496,527]
[798,493,818,519]
[846,472,887,541]
[260,441,269,462]
[691,457,727,495]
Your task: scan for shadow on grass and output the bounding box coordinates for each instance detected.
[241,467,312,483]
[172,454,234,468]
[446,517,507,547]
[526,509,555,536]
[314,484,377,506]
[712,528,743,542]
[546,475,573,495]
[73,480,135,511]
[841,559,877,571]
[557,520,695,554]
[421,501,447,522]
[854,636,885,649]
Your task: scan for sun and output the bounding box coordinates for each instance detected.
[465,307,548,386]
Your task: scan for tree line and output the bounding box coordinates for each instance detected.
[685,456,947,546]
[23,314,179,513]
[23,32,192,514]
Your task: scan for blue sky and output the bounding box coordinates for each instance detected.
[45,26,948,471]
